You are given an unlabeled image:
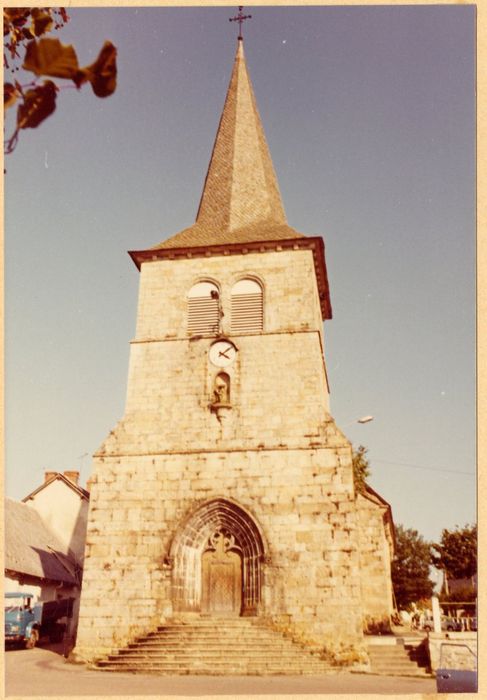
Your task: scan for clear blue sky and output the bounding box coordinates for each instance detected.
[5,5,476,544]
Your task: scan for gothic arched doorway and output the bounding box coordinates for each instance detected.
[201,529,242,616]
[170,498,266,617]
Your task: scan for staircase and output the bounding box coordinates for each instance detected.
[366,636,431,677]
[94,618,336,675]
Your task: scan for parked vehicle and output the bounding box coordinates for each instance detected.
[422,616,463,632]
[436,643,477,693]
[4,592,73,649]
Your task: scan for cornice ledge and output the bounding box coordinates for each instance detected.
[129,236,332,319]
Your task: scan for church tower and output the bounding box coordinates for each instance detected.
[74,35,392,664]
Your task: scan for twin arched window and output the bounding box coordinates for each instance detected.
[230,278,263,333]
[187,281,220,335]
[187,278,263,335]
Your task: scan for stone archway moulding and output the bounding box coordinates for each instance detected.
[169,497,267,616]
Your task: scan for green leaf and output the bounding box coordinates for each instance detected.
[17,80,57,130]
[82,41,117,98]
[391,525,434,609]
[23,37,79,80]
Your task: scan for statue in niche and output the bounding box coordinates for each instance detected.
[212,372,230,405]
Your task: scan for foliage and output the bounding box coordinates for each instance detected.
[352,445,370,494]
[431,523,477,580]
[440,584,476,603]
[4,7,117,154]
[391,524,434,610]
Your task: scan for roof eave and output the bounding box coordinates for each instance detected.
[5,567,77,586]
[362,483,396,549]
[129,236,332,320]
[22,473,89,502]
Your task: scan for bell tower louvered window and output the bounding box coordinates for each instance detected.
[188,281,220,335]
[231,278,263,333]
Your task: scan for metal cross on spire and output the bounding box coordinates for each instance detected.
[229,6,252,41]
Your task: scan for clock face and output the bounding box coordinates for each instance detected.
[209,340,237,367]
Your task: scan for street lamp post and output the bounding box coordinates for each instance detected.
[357,415,374,424]
[343,416,375,428]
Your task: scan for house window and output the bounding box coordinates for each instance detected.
[231,278,263,333]
[188,281,220,335]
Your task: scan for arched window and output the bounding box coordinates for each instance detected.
[231,278,263,333]
[188,281,220,335]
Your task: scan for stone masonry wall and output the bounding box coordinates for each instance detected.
[75,430,365,662]
[356,494,394,633]
[101,332,329,456]
[74,246,368,663]
[134,249,324,342]
[98,247,330,457]
[428,633,478,671]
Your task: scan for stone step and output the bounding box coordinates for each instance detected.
[368,649,412,658]
[369,659,428,669]
[126,644,320,657]
[99,654,325,666]
[97,666,331,676]
[108,648,319,661]
[156,621,257,630]
[94,618,335,676]
[367,641,430,677]
[132,636,304,647]
[150,628,283,634]
[121,645,307,655]
[97,657,331,672]
[135,634,306,646]
[369,667,431,677]
[98,654,330,665]
[144,633,293,643]
[135,636,310,647]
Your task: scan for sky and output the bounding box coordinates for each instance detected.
[4,5,476,546]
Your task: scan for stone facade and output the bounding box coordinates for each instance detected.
[75,247,367,661]
[357,487,395,633]
[428,633,477,672]
[74,38,393,666]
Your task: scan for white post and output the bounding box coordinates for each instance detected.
[432,595,441,633]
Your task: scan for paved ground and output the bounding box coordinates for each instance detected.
[4,643,437,697]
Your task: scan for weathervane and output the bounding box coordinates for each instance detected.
[229,6,252,41]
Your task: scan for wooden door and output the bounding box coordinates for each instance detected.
[201,531,242,616]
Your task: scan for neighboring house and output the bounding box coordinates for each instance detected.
[22,471,90,565]
[5,498,79,600]
[356,484,395,633]
[5,471,90,640]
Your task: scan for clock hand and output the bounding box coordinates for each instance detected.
[219,349,231,359]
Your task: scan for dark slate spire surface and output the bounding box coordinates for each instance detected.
[153,40,304,250]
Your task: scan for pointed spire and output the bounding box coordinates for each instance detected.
[130,38,331,320]
[152,40,303,250]
[195,40,287,233]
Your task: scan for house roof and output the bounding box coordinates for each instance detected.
[360,484,396,549]
[363,483,393,510]
[5,498,78,585]
[22,472,89,503]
